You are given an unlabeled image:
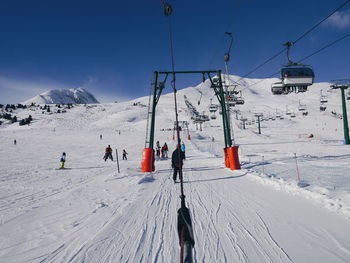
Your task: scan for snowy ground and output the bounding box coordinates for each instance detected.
[1,76,350,262]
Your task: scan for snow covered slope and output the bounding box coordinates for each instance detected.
[22,87,100,104]
[1,76,350,262]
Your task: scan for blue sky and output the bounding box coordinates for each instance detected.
[1,0,350,103]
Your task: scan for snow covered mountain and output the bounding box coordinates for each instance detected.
[22,88,100,104]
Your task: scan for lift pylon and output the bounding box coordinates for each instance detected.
[141,70,240,172]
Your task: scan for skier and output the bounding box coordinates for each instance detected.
[171,144,185,183]
[100,134,102,140]
[181,142,186,160]
[156,141,161,160]
[14,139,17,145]
[162,142,168,158]
[60,152,66,169]
[161,146,165,159]
[104,145,113,161]
[122,149,128,160]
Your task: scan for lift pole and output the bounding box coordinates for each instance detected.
[340,87,350,144]
[255,114,263,134]
[141,72,166,172]
[331,80,350,145]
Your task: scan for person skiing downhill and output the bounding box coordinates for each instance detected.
[122,149,128,160]
[104,145,113,161]
[171,144,185,183]
[60,152,66,169]
[162,142,168,158]
[156,141,161,160]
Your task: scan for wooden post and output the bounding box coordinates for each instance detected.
[116,149,120,173]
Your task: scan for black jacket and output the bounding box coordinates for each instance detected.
[171,148,185,168]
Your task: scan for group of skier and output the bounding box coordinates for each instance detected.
[58,144,129,169]
[155,141,169,160]
[103,145,128,161]
[57,136,186,183]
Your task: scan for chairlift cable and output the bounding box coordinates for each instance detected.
[237,0,350,82]
[293,0,350,45]
[298,33,350,63]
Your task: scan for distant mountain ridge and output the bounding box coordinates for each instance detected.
[22,88,100,104]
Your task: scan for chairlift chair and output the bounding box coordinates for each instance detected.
[199,114,209,122]
[234,96,245,105]
[320,96,328,103]
[280,42,315,93]
[281,65,314,88]
[210,114,217,120]
[209,104,218,113]
[225,94,236,107]
[320,104,327,111]
[298,101,307,111]
[234,90,245,105]
[271,82,285,95]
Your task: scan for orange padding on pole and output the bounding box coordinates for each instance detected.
[188,135,191,140]
[141,148,155,172]
[227,146,241,170]
[223,148,230,168]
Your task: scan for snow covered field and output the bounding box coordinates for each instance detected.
[1,76,350,262]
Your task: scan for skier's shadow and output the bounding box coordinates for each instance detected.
[184,172,247,183]
[155,166,224,174]
[183,166,225,172]
[70,166,105,170]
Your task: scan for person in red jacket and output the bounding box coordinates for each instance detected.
[104,145,113,161]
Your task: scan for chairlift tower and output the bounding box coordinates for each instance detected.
[330,79,350,145]
[255,113,263,134]
[240,117,247,130]
[141,70,241,172]
[223,32,236,146]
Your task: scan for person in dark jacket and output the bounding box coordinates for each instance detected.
[171,144,185,183]
[122,149,128,160]
[156,141,161,160]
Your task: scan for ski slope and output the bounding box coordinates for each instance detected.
[1,77,350,262]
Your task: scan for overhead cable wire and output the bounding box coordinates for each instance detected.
[298,32,350,63]
[236,0,350,82]
[293,0,350,45]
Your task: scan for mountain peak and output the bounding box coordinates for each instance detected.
[22,88,100,104]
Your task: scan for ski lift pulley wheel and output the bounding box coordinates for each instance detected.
[224,53,230,62]
[163,3,172,16]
